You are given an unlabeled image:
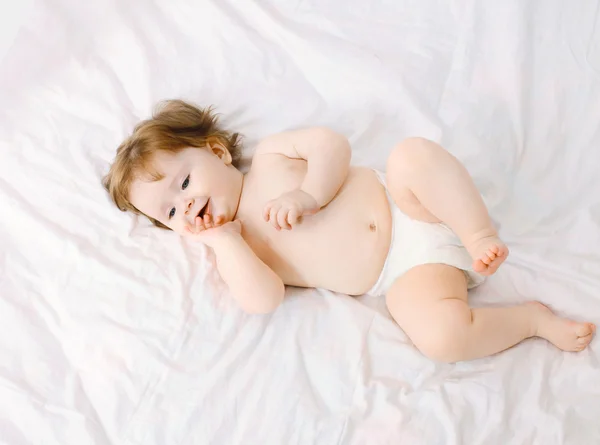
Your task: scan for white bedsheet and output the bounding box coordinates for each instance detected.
[1,0,600,444]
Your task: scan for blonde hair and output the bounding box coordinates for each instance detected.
[103,99,242,229]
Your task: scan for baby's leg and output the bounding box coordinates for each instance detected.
[386,264,596,362]
[386,137,506,275]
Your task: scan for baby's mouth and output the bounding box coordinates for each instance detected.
[197,199,210,219]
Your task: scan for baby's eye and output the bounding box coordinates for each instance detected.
[182,175,190,190]
[168,208,176,219]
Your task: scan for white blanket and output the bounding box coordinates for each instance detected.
[1,1,599,444]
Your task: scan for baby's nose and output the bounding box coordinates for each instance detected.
[185,199,194,214]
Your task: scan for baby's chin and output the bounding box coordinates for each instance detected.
[171,225,192,238]
[176,229,189,237]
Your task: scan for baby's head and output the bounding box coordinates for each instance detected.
[103,99,244,235]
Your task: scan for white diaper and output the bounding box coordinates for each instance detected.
[368,171,485,296]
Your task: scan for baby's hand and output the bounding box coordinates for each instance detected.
[184,216,242,248]
[263,189,319,230]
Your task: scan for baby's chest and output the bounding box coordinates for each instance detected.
[250,158,308,203]
[241,191,384,275]
[238,164,392,288]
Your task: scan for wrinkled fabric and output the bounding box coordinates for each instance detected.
[0,1,599,444]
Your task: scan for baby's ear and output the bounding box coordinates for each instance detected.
[207,140,232,165]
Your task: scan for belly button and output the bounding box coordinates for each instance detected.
[369,222,377,232]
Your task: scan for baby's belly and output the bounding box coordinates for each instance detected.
[249,168,393,295]
[278,220,391,295]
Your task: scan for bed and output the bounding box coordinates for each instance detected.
[1,0,599,444]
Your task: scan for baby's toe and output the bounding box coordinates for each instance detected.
[577,334,593,351]
[485,250,496,261]
[577,334,592,345]
[481,255,493,266]
[473,259,485,272]
[576,323,594,337]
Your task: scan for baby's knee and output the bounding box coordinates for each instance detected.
[387,137,439,170]
[410,302,473,363]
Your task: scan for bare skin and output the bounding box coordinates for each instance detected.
[383,138,594,361]
[238,163,392,296]
[128,129,596,362]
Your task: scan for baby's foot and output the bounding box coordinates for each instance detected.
[529,302,596,352]
[465,229,509,276]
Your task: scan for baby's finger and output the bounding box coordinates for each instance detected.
[196,216,208,233]
[269,206,281,230]
[204,214,213,229]
[263,202,273,222]
[288,208,300,226]
[195,216,203,233]
[278,208,291,230]
[185,218,203,236]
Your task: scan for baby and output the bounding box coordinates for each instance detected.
[104,99,595,362]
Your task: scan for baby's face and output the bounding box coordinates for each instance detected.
[129,146,242,235]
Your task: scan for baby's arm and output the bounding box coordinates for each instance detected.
[188,221,284,314]
[211,232,284,314]
[255,127,351,207]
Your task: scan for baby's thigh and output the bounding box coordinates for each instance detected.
[385,263,470,348]
[385,140,442,223]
